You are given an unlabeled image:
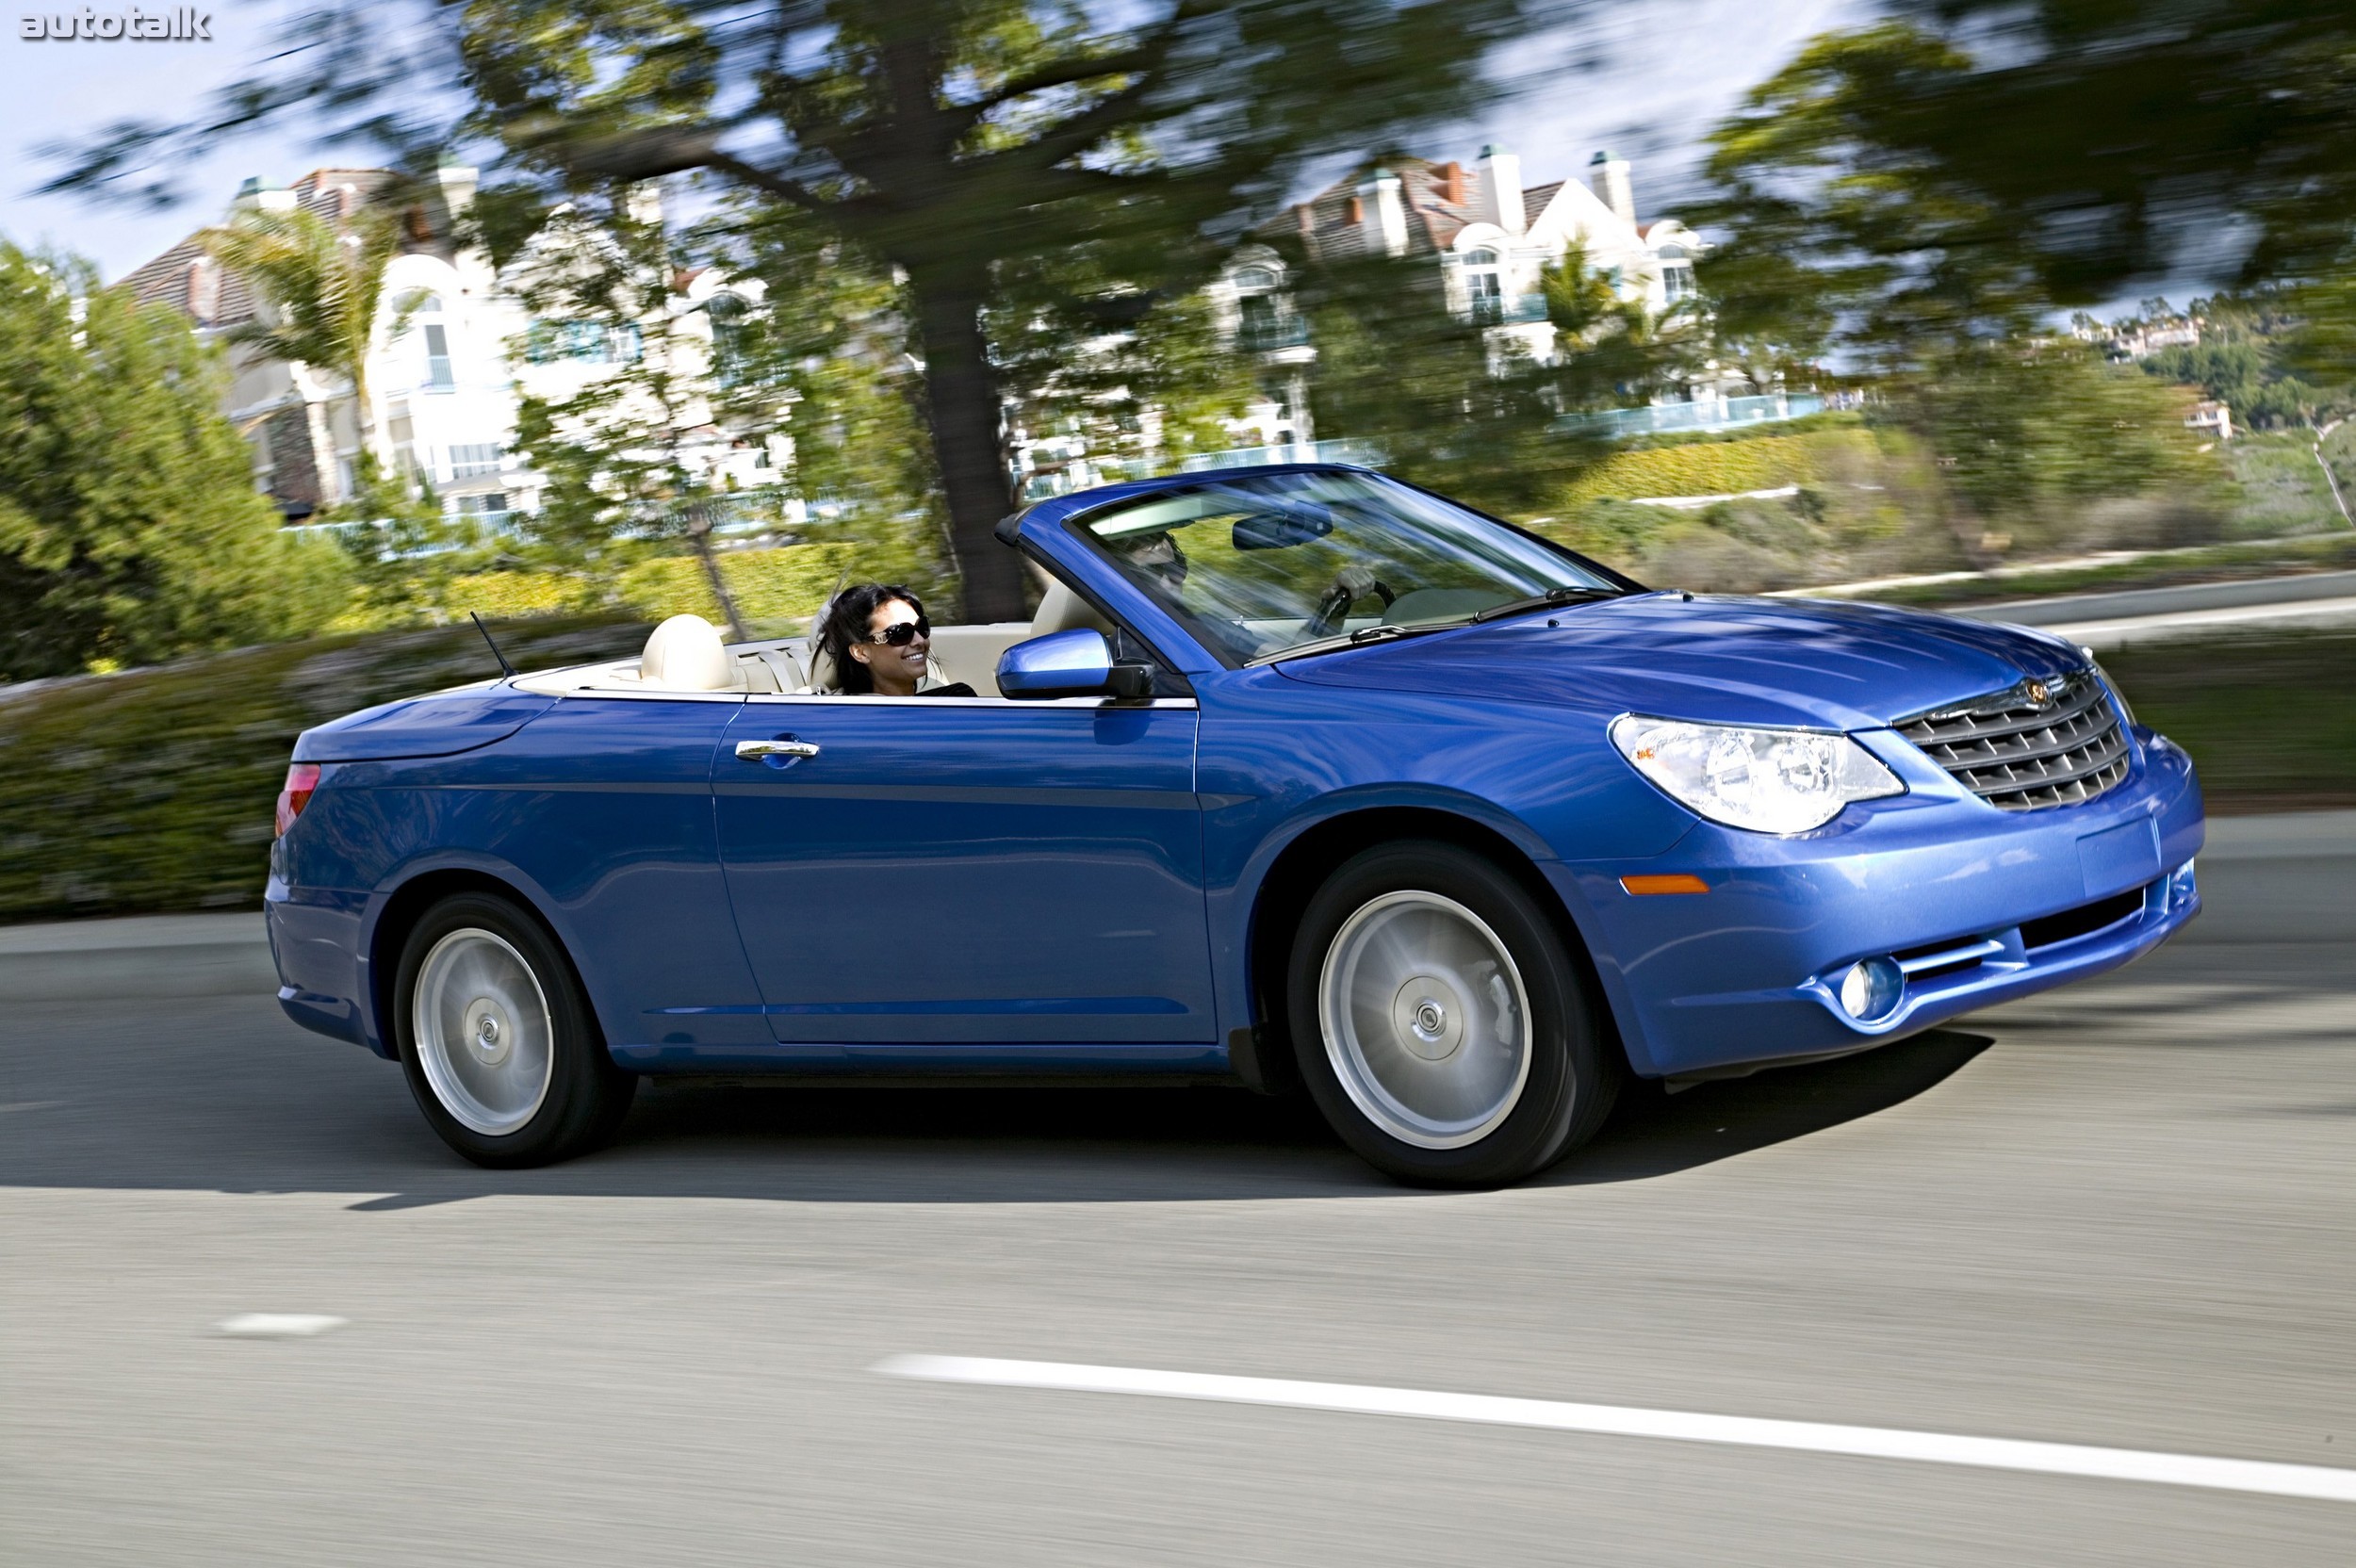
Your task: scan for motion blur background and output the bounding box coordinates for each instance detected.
[1,0,2351,911]
[4,8,2355,1565]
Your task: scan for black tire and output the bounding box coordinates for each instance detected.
[1286,841,1619,1186]
[392,892,636,1168]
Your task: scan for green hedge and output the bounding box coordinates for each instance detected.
[1558,429,1882,508]
[0,618,646,923]
[2102,630,2356,808]
[615,543,854,627]
[424,543,860,633]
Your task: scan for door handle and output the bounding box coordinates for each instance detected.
[735,738,821,760]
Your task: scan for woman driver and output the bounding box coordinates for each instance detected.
[815,584,974,696]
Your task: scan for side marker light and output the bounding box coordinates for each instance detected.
[1622,874,1710,896]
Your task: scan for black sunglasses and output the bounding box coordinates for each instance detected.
[867,617,930,647]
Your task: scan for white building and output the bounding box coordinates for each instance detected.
[121,167,774,529]
[1202,144,1707,442]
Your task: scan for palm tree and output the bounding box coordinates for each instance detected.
[200,202,417,481]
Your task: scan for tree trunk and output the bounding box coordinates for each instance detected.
[907,263,1029,625]
[686,505,751,642]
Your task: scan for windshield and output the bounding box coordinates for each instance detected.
[1069,470,1624,665]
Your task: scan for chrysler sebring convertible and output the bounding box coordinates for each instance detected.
[267,466,2202,1184]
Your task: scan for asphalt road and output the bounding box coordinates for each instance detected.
[5,834,2353,1565]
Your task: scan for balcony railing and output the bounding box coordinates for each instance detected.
[1175,439,1385,473]
[1555,392,1825,440]
[1239,317,1311,352]
[1017,439,1388,500]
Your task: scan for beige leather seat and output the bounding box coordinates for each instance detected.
[637,614,740,692]
[1029,580,1114,638]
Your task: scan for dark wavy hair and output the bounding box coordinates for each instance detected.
[816,582,926,694]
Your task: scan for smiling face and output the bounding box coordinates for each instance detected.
[848,596,929,695]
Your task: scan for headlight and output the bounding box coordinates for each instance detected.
[1610,715,1905,834]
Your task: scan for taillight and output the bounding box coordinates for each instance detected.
[275,762,321,839]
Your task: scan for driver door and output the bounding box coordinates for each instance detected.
[712,693,1216,1056]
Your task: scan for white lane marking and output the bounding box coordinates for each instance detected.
[216,1314,348,1338]
[875,1355,2356,1505]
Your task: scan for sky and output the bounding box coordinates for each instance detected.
[0,0,1859,283]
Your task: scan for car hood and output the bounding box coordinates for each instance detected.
[1271,592,2085,730]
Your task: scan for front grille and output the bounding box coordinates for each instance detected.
[1896,669,2130,811]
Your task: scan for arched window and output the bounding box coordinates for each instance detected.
[1462,247,1503,323]
[1232,266,1278,293]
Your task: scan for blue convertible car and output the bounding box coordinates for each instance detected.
[267,466,2202,1184]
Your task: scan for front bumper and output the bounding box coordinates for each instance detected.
[1553,723,2205,1078]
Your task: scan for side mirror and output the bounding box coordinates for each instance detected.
[998,628,1158,700]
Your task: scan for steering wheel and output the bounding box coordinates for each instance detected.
[1302,573,1397,639]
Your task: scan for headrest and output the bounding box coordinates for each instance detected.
[1031,580,1114,638]
[639,614,738,692]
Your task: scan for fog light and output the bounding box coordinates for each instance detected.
[1837,957,1904,1022]
[2168,858,2198,907]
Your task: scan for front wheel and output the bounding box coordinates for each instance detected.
[393,892,636,1168]
[1287,841,1618,1185]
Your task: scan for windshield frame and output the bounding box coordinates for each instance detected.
[1055,466,1644,671]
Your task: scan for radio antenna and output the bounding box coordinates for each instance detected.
[468,612,518,679]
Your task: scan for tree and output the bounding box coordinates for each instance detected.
[990,252,1259,489]
[1685,25,2219,558]
[723,205,950,594]
[47,0,1537,621]
[1686,24,2050,378]
[1716,2,2356,381]
[199,202,418,470]
[0,244,348,680]
[1292,251,1579,517]
[1898,2,2356,293]
[508,188,758,638]
[1541,239,1709,409]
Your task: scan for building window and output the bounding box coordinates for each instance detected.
[562,320,608,363]
[448,492,512,531]
[1463,247,1503,324]
[448,443,504,478]
[706,294,747,386]
[422,322,454,390]
[1657,245,1695,302]
[1233,266,1278,292]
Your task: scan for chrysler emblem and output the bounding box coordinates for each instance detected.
[2024,678,2053,707]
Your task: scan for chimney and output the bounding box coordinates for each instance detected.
[434,159,479,219]
[232,177,297,214]
[1478,144,1525,236]
[1589,150,1635,226]
[1357,168,1409,258]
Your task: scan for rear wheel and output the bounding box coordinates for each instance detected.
[393,893,635,1168]
[1287,841,1618,1185]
